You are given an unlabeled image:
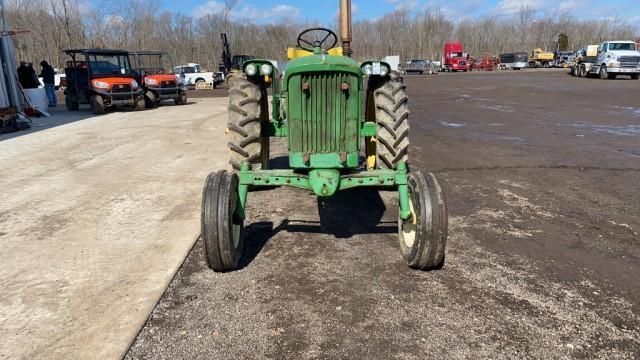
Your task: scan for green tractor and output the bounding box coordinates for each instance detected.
[201,1,448,272]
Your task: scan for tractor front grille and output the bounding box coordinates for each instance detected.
[287,72,360,154]
[619,56,640,68]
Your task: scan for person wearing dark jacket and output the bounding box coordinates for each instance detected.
[39,60,57,107]
[17,61,39,89]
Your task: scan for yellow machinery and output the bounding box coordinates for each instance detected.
[529,48,554,68]
[287,47,343,60]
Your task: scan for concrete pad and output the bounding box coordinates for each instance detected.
[0,98,229,359]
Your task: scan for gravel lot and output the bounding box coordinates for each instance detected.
[127,70,639,359]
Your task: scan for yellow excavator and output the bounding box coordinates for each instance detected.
[529,48,554,68]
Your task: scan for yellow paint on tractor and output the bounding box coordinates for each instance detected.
[287,47,344,60]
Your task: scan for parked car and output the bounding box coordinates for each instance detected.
[403,59,438,75]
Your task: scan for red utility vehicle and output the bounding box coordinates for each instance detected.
[443,42,469,72]
[63,49,145,114]
[130,51,187,108]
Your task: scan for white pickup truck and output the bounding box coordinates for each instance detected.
[172,63,220,87]
[587,41,640,80]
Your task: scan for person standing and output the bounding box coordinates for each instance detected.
[39,60,57,107]
[27,63,39,87]
[17,62,30,88]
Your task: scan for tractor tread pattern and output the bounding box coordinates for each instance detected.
[374,71,410,169]
[227,74,265,170]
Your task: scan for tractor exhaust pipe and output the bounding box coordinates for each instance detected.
[339,0,352,57]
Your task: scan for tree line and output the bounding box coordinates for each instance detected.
[5,0,638,70]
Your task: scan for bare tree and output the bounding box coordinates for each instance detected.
[5,0,639,69]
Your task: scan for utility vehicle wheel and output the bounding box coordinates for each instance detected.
[144,91,157,108]
[631,74,639,80]
[196,79,206,87]
[201,170,244,272]
[228,73,269,170]
[134,96,145,111]
[65,96,79,111]
[373,71,409,169]
[90,95,105,115]
[174,91,188,105]
[399,171,448,270]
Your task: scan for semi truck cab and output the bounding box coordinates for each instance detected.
[443,43,469,72]
[595,41,640,79]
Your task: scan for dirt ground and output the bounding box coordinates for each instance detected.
[0,96,229,359]
[126,70,639,359]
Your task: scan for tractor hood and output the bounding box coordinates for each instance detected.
[284,54,361,87]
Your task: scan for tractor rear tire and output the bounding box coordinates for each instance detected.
[90,95,105,115]
[399,171,448,270]
[374,71,409,169]
[201,170,244,272]
[225,73,236,89]
[228,74,269,170]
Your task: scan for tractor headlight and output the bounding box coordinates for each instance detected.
[145,78,159,86]
[245,63,257,76]
[260,64,273,75]
[92,80,110,89]
[131,80,139,89]
[362,64,373,76]
[380,64,389,76]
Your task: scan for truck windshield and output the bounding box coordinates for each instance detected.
[89,54,132,77]
[609,43,636,51]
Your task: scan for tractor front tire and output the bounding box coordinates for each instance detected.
[399,171,448,270]
[90,95,105,115]
[374,71,409,169]
[228,74,269,170]
[201,170,244,272]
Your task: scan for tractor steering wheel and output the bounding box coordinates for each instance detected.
[297,28,338,53]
